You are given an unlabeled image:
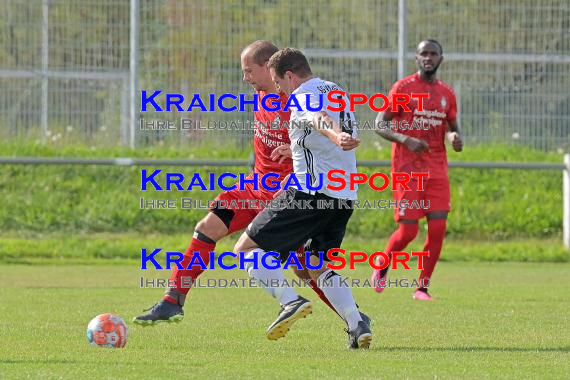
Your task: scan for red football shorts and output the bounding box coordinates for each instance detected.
[393,177,450,222]
[211,174,278,234]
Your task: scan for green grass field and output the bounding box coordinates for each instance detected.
[1,142,569,378]
[1,261,569,379]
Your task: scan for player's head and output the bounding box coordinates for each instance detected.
[241,40,279,92]
[267,48,313,96]
[415,39,443,77]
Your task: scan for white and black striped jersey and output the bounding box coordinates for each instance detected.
[289,77,358,200]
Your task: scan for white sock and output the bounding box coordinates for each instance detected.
[243,249,298,305]
[317,269,362,330]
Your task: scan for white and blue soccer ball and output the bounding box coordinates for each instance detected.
[87,313,128,348]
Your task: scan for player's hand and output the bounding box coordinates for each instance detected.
[270,144,292,164]
[448,132,463,152]
[273,174,290,199]
[404,137,430,153]
[336,132,360,151]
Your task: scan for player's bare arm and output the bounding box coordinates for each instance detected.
[374,111,429,152]
[313,111,360,151]
[270,143,292,163]
[271,173,290,199]
[446,120,463,152]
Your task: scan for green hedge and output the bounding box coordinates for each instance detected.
[0,141,565,239]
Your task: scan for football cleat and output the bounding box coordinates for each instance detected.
[359,311,372,328]
[346,320,373,349]
[266,296,312,341]
[132,300,184,326]
[372,256,389,293]
[413,288,433,301]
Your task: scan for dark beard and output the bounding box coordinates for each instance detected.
[422,68,438,76]
[419,62,440,76]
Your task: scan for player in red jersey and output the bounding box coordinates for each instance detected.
[134,40,338,325]
[371,39,463,301]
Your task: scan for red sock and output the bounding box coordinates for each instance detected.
[307,279,342,318]
[163,238,215,304]
[418,219,446,289]
[381,223,419,275]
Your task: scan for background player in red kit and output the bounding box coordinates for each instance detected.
[371,39,463,301]
[133,41,338,325]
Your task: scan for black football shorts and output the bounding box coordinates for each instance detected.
[245,187,354,261]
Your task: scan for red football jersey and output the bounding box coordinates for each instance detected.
[385,72,457,180]
[252,91,292,179]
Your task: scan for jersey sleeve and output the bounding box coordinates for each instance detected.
[301,92,340,124]
[322,91,358,137]
[446,88,458,123]
[385,81,404,119]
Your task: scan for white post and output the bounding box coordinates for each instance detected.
[129,0,140,149]
[41,0,49,141]
[455,82,461,124]
[562,154,570,248]
[181,79,189,145]
[397,0,407,79]
[120,76,129,146]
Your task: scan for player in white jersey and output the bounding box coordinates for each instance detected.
[288,77,359,200]
[233,48,372,349]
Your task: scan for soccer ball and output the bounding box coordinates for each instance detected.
[86,313,128,348]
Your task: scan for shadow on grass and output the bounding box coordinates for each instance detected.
[1,359,77,364]
[375,346,570,353]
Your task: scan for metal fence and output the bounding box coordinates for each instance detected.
[1,0,569,152]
